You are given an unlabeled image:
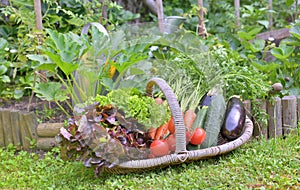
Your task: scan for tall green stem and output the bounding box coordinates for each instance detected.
[55,73,80,104]
[69,73,88,102]
[54,100,70,117]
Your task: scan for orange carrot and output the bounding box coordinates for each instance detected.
[154,122,169,140]
[167,117,175,134]
[184,110,196,130]
[148,127,157,140]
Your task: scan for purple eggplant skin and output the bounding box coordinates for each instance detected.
[221,96,246,141]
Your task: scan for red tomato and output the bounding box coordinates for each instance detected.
[190,128,206,145]
[150,140,170,157]
[166,134,176,152]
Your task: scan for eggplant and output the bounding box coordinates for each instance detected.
[221,96,246,141]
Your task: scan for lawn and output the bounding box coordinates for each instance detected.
[0,134,299,189]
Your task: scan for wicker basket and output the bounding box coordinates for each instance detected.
[100,77,254,174]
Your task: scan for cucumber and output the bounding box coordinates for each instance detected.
[191,106,208,131]
[186,143,199,151]
[200,94,226,149]
[187,106,209,151]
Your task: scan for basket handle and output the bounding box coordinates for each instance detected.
[146,78,187,154]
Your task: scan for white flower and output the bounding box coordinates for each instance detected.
[10,49,17,54]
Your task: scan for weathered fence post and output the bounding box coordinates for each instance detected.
[282,96,297,135]
[297,96,300,123]
[11,110,22,149]
[1,109,13,146]
[0,110,5,146]
[243,100,252,119]
[267,97,282,138]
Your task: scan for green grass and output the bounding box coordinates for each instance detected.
[0,134,299,189]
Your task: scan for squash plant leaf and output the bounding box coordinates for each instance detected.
[42,29,88,75]
[281,36,300,46]
[289,25,300,40]
[42,49,78,76]
[238,27,263,41]
[249,39,265,52]
[0,65,7,75]
[26,54,57,72]
[252,61,280,72]
[34,82,69,102]
[286,0,295,7]
[271,44,294,60]
[257,20,269,29]
[0,38,8,51]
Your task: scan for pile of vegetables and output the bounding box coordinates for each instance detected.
[57,87,246,176]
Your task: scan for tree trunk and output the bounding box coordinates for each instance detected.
[142,0,157,14]
[156,0,164,33]
[234,0,240,27]
[34,0,43,30]
[197,0,206,37]
[269,0,273,29]
[33,0,47,82]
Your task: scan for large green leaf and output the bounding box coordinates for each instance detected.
[257,20,269,29]
[271,44,295,60]
[0,65,7,75]
[34,82,69,102]
[249,39,265,52]
[42,29,88,75]
[281,37,300,46]
[0,75,10,83]
[0,38,8,51]
[26,54,57,72]
[43,49,78,76]
[286,0,295,7]
[238,27,263,41]
[252,61,280,72]
[289,25,300,40]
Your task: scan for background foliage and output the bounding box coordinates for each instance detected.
[0,0,299,101]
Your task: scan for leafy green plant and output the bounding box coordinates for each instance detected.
[0,0,141,101]
[94,88,170,129]
[34,82,71,117]
[272,24,300,95]
[27,29,90,108]
[28,24,163,113]
[35,105,57,124]
[241,4,271,29]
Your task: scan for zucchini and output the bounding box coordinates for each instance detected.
[191,106,208,131]
[221,96,246,141]
[186,143,198,151]
[187,106,208,150]
[200,94,226,149]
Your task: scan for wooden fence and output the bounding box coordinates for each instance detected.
[0,109,62,150]
[0,95,299,150]
[244,95,300,139]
